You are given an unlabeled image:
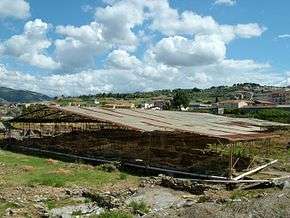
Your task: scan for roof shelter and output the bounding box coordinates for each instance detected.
[11,105,286,142]
[7,105,288,178]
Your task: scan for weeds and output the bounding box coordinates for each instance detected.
[119,173,128,180]
[129,200,150,215]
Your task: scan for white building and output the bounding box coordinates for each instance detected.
[218,100,250,110]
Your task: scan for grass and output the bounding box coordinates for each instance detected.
[128,200,150,215]
[0,149,138,189]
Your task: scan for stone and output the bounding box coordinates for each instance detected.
[283,181,290,190]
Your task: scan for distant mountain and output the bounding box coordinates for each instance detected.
[0,87,51,103]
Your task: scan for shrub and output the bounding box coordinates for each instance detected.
[99,164,118,172]
[129,200,150,215]
[119,173,128,180]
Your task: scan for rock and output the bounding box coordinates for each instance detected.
[5,208,13,216]
[83,191,123,209]
[34,202,49,216]
[49,203,103,218]
[159,175,211,195]
[273,180,290,190]
[183,200,194,207]
[129,188,138,194]
[34,195,47,203]
[283,181,290,190]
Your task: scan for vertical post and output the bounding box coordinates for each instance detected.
[146,133,151,169]
[228,143,234,179]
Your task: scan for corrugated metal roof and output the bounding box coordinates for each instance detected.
[54,106,287,141]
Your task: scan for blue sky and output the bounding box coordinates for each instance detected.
[0,0,289,96]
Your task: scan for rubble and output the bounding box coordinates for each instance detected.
[141,175,219,195]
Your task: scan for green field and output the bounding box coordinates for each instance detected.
[0,150,138,189]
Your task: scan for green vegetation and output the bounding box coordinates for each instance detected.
[57,83,267,107]
[0,150,138,189]
[96,210,133,218]
[172,90,190,109]
[226,108,290,124]
[129,200,150,214]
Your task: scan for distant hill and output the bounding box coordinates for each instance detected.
[0,87,51,103]
[58,83,286,106]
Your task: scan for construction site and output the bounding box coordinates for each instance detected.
[3,105,288,178]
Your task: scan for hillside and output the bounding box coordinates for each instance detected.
[0,87,51,103]
[61,83,286,106]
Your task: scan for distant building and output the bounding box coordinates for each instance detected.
[253,100,275,107]
[141,103,154,109]
[269,91,290,105]
[189,103,212,109]
[94,99,100,105]
[228,91,254,100]
[153,100,171,110]
[218,100,250,110]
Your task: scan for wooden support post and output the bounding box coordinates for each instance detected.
[228,143,234,179]
[147,134,152,167]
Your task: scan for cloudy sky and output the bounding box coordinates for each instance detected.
[0,0,289,96]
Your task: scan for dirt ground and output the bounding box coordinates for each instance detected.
[146,189,290,218]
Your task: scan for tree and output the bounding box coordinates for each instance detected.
[172,91,190,109]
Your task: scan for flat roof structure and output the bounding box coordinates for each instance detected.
[8,105,289,177]
[41,106,286,142]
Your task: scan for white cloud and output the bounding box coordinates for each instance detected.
[234,24,266,38]
[152,35,226,67]
[53,0,147,71]
[0,56,286,97]
[189,72,211,84]
[95,0,145,50]
[146,0,264,41]
[0,0,30,19]
[278,34,290,39]
[55,22,107,71]
[187,59,278,88]
[214,0,236,6]
[1,19,60,70]
[148,2,219,36]
[106,49,142,69]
